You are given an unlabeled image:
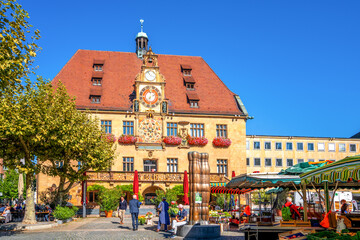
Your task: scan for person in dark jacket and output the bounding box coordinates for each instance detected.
[129,194,141,231]
[117,196,127,224]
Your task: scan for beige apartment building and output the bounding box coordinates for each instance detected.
[246,135,360,173]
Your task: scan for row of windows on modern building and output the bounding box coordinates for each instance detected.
[101,120,228,138]
[246,141,357,153]
[247,157,335,168]
[122,157,228,176]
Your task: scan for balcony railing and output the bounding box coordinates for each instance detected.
[86,171,229,183]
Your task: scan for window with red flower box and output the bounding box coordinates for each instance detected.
[187,136,208,146]
[118,135,137,144]
[163,136,182,145]
[212,137,231,147]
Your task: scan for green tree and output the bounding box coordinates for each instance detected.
[0,169,24,200]
[0,0,40,91]
[37,82,116,206]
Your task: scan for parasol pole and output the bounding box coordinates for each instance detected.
[301,181,308,221]
[324,181,330,213]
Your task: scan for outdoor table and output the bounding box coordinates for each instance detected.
[36,211,49,222]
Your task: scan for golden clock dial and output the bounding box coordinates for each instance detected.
[139,86,162,108]
[145,70,156,81]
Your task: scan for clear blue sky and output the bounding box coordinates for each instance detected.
[21,0,360,138]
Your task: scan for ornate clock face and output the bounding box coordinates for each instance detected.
[145,70,156,81]
[140,86,162,108]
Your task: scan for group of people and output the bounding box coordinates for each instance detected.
[0,203,23,223]
[118,195,187,238]
[35,204,53,222]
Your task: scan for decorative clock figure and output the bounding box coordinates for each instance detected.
[140,86,162,108]
[145,70,156,81]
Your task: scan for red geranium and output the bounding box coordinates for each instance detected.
[163,136,182,145]
[187,136,208,146]
[212,137,231,147]
[118,135,137,144]
[102,133,117,143]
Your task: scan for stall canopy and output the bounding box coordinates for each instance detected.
[300,155,360,185]
[279,161,333,175]
[226,172,301,190]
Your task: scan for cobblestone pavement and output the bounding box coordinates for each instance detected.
[0,217,245,240]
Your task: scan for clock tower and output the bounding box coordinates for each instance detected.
[133,48,168,145]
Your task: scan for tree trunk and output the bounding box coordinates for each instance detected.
[22,173,36,224]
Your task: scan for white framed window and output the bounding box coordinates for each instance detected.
[339,143,346,152]
[287,159,294,167]
[350,144,357,152]
[264,142,271,150]
[276,158,282,167]
[254,158,261,166]
[318,143,325,151]
[308,159,314,162]
[308,143,314,151]
[217,159,228,176]
[265,158,272,167]
[275,142,282,150]
[167,158,178,172]
[328,143,335,152]
[297,142,303,151]
[254,141,260,150]
[246,141,250,150]
[298,159,304,164]
[286,142,293,150]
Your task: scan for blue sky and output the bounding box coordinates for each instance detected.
[21,0,360,138]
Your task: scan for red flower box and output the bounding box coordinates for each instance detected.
[163,136,182,145]
[118,135,137,144]
[102,133,117,143]
[212,137,231,147]
[187,136,208,146]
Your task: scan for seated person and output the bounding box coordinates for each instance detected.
[283,197,301,220]
[0,205,5,213]
[240,205,251,218]
[44,206,53,222]
[1,207,12,223]
[341,199,349,214]
[15,204,22,211]
[170,204,187,238]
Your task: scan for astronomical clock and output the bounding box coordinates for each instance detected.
[133,48,167,145]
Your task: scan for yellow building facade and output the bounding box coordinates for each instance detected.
[246,135,360,173]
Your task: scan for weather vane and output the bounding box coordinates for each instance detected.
[140,19,144,32]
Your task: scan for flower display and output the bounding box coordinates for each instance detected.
[102,133,117,143]
[118,135,137,144]
[163,136,182,145]
[212,137,231,147]
[187,136,208,146]
[145,212,153,219]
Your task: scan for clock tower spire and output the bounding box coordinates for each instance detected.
[135,19,148,59]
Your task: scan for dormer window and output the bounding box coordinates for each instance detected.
[94,64,103,71]
[190,101,199,108]
[186,83,195,90]
[90,95,101,103]
[181,64,192,76]
[92,78,102,86]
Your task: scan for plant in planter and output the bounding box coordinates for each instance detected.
[168,202,179,218]
[187,136,208,146]
[102,133,117,143]
[139,216,146,225]
[163,136,182,145]
[118,135,137,144]
[53,206,79,223]
[212,137,231,147]
[98,188,122,217]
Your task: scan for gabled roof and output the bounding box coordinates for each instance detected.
[52,50,246,116]
[351,132,360,138]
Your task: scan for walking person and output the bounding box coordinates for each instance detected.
[170,204,187,238]
[129,195,141,231]
[118,196,127,224]
[156,197,170,232]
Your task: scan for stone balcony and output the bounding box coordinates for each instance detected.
[86,171,229,184]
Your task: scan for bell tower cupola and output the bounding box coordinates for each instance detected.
[135,19,148,59]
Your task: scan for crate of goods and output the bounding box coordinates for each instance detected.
[280,220,296,227]
[278,229,315,240]
[295,220,311,227]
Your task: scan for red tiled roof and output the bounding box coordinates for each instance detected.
[186,92,200,101]
[52,50,245,115]
[93,59,105,65]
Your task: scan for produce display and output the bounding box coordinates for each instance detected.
[307,230,360,240]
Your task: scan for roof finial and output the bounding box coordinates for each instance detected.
[140,19,144,32]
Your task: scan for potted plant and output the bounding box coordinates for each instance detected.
[118,135,137,144]
[145,211,153,225]
[168,201,179,221]
[139,216,146,225]
[53,206,79,224]
[98,188,122,218]
[212,137,231,147]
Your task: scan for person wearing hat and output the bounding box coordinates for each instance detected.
[170,204,187,238]
[156,196,170,232]
[341,199,349,214]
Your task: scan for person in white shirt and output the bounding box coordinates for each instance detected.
[169,204,187,238]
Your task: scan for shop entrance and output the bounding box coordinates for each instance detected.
[142,185,164,205]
